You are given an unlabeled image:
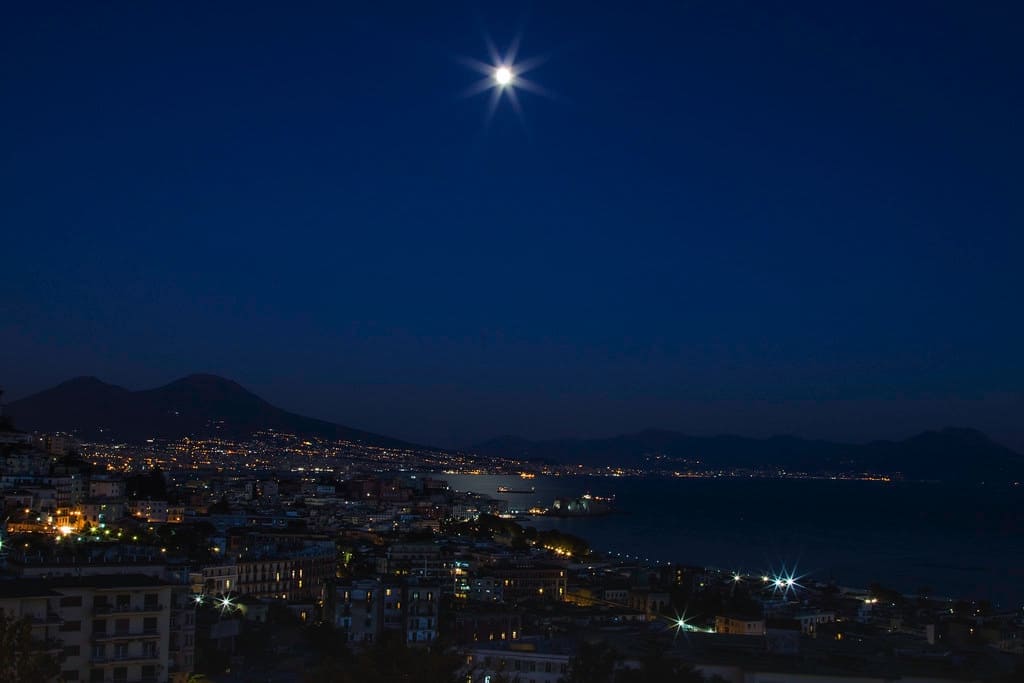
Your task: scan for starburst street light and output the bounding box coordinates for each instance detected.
[217,594,236,614]
[666,610,714,636]
[766,565,806,598]
[671,613,693,635]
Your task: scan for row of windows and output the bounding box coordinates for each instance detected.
[90,641,158,659]
[66,664,158,682]
[93,616,159,633]
[342,589,434,602]
[483,658,567,674]
[57,593,161,608]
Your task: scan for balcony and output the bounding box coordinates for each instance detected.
[93,603,164,615]
[92,651,161,665]
[31,637,63,654]
[28,612,64,626]
[91,674,160,683]
[92,629,161,642]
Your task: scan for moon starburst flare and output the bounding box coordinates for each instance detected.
[495,66,513,86]
[457,33,553,131]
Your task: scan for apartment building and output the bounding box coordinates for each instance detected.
[464,639,572,683]
[0,574,195,683]
[231,530,335,601]
[487,564,567,602]
[329,579,440,646]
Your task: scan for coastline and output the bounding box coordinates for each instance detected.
[437,471,1024,608]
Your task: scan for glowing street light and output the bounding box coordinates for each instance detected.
[766,565,805,597]
[218,595,235,614]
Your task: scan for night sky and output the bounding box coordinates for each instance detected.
[3,2,1022,450]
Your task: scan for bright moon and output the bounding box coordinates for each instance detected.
[494,66,513,86]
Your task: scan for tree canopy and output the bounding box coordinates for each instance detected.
[0,613,60,683]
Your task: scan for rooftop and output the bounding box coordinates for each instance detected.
[0,573,176,595]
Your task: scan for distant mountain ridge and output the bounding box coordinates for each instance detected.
[473,428,1024,483]
[6,374,419,448]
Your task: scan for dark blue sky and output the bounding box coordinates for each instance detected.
[3,1,1022,450]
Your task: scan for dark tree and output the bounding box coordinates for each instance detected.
[563,641,616,683]
[208,495,231,514]
[126,466,168,499]
[614,653,706,683]
[304,635,461,683]
[0,613,61,683]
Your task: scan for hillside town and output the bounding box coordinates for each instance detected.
[2,408,1023,683]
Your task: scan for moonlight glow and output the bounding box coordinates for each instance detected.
[494,66,513,86]
[458,33,552,126]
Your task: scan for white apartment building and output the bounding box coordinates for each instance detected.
[0,574,195,683]
[464,640,571,683]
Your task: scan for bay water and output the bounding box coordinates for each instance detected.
[437,473,1024,608]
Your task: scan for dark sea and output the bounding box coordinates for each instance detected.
[436,474,1024,608]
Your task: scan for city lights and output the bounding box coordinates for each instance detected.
[218,595,235,613]
[766,565,805,598]
[668,611,714,635]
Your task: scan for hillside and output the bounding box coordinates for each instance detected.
[7,374,418,448]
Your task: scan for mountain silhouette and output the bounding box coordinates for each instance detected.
[473,427,1024,482]
[6,374,418,448]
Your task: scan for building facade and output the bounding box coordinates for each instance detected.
[0,574,195,683]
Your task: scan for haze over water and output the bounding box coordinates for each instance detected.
[439,474,1024,608]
